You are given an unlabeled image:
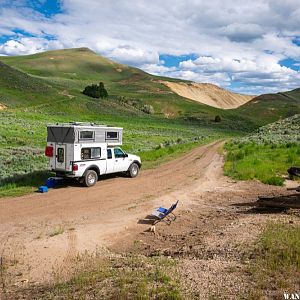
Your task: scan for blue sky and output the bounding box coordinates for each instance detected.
[0,0,300,95]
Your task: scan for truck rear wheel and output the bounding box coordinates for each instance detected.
[128,163,139,178]
[83,170,98,187]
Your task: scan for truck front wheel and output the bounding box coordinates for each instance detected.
[83,170,98,187]
[128,163,139,178]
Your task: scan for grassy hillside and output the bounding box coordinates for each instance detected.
[0,61,61,107]
[2,47,299,128]
[1,48,171,100]
[224,114,300,185]
[0,48,256,131]
[235,89,300,126]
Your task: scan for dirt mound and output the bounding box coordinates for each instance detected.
[0,102,7,110]
[161,81,254,109]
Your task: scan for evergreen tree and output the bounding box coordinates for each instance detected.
[82,82,108,99]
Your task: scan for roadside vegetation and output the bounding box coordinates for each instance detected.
[11,253,182,299]
[248,221,300,298]
[224,115,300,186]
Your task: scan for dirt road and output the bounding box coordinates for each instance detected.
[2,140,299,299]
[0,140,225,284]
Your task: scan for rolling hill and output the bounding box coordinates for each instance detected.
[236,88,300,126]
[0,60,56,107]
[0,47,300,127]
[0,47,254,109]
[0,47,144,81]
[0,48,196,117]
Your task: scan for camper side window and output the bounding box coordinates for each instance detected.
[80,131,94,140]
[81,148,101,160]
[106,131,118,140]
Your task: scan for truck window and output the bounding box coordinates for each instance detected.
[107,149,112,159]
[81,147,101,160]
[114,148,124,158]
[57,148,64,162]
[106,131,118,140]
[80,131,94,139]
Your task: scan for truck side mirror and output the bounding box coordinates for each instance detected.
[124,153,128,157]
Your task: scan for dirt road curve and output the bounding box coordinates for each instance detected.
[0,141,221,223]
[0,140,224,283]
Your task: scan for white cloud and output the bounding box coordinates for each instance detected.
[107,46,159,66]
[0,0,299,94]
[140,63,176,75]
[178,54,300,93]
[0,37,64,55]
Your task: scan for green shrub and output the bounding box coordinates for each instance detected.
[82,82,108,99]
[214,115,221,122]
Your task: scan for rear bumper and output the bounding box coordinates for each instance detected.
[52,170,76,177]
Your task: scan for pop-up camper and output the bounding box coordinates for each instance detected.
[45,123,141,186]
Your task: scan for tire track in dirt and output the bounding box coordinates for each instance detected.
[54,229,77,279]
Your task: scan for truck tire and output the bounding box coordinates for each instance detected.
[83,170,98,187]
[128,163,139,178]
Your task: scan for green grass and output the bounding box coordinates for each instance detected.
[224,114,300,186]
[224,142,300,186]
[248,222,300,297]
[0,166,45,196]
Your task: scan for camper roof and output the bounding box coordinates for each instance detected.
[47,123,122,130]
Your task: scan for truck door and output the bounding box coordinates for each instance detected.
[106,148,114,174]
[113,147,129,172]
[55,144,66,170]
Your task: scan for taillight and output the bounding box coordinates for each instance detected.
[45,146,53,157]
[73,164,78,171]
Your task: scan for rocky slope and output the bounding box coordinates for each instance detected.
[161,81,254,109]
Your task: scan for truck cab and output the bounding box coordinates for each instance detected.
[45,123,141,187]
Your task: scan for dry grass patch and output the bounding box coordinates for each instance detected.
[248,221,300,298]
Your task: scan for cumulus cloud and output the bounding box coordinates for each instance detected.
[107,46,159,66]
[0,0,299,94]
[0,37,64,55]
[140,63,176,75]
[178,54,300,93]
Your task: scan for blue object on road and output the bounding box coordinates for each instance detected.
[39,186,48,193]
[46,177,64,188]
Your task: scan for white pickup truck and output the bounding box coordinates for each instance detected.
[45,123,142,187]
